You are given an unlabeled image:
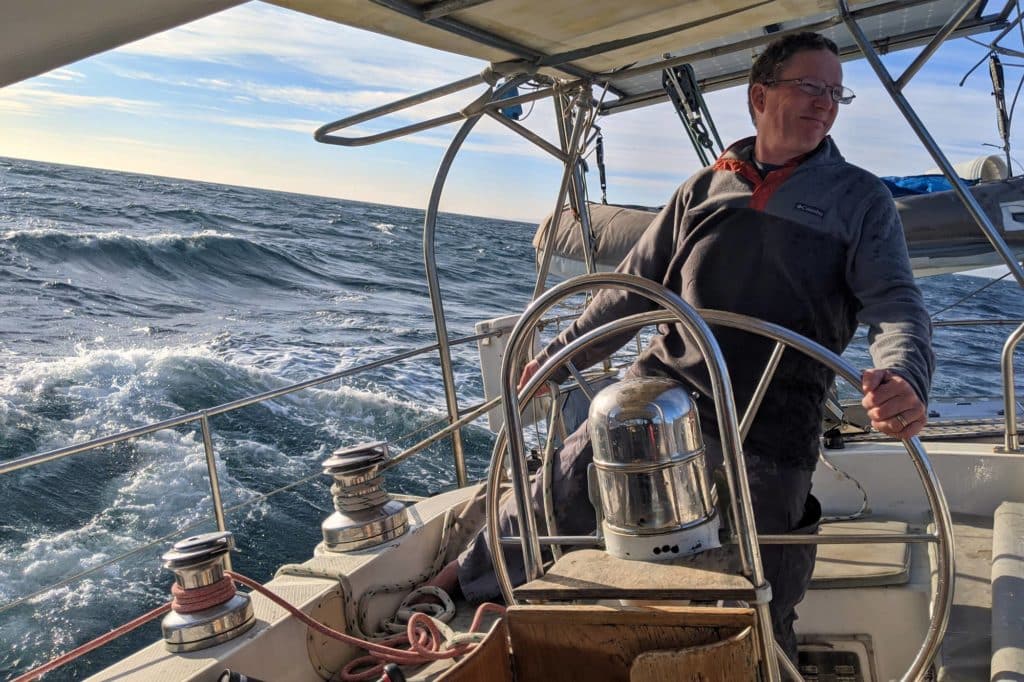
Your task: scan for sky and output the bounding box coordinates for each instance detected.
[1,2,1022,222]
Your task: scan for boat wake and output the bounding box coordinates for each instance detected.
[0,339,495,677]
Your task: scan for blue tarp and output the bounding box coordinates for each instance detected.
[498,85,523,120]
[881,174,979,197]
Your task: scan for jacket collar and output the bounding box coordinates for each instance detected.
[716,135,842,169]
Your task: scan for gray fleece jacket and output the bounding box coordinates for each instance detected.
[535,136,934,469]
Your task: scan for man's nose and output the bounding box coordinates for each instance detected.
[812,92,834,109]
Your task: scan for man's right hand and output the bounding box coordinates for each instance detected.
[861,368,926,438]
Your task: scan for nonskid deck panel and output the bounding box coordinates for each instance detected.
[842,418,1007,442]
[932,513,993,681]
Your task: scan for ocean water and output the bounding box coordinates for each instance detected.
[1,155,1022,678]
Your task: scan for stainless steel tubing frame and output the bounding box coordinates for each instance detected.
[491,272,782,682]
[565,95,599,276]
[497,534,599,547]
[419,76,528,485]
[423,76,532,488]
[315,72,555,147]
[758,532,938,545]
[1002,321,1024,452]
[839,0,1024,290]
[484,107,568,161]
[316,73,484,143]
[933,318,1024,328]
[532,86,592,299]
[382,396,500,471]
[776,642,805,682]
[894,0,983,90]
[541,384,568,561]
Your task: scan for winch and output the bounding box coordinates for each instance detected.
[588,376,720,561]
[161,531,255,652]
[320,441,409,552]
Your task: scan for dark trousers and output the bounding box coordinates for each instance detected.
[456,420,820,661]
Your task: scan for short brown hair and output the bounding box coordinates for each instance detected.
[747,32,840,122]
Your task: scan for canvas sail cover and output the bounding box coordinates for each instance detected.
[536,177,1024,279]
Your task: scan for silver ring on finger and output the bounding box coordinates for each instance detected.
[896,413,908,428]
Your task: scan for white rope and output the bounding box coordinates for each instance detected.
[817,445,869,522]
[275,509,457,641]
[382,586,456,634]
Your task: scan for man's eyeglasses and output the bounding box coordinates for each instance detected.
[765,78,856,105]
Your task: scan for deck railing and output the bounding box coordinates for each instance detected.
[0,328,499,614]
[1001,321,1024,451]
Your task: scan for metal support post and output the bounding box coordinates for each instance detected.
[895,0,982,90]
[424,77,530,487]
[199,412,231,571]
[570,107,599,274]
[533,87,589,299]
[1001,321,1024,452]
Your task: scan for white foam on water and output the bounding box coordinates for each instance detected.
[1,339,454,582]
[0,429,258,602]
[0,348,289,669]
[1,227,239,244]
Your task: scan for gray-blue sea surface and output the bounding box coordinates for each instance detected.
[1,155,1021,678]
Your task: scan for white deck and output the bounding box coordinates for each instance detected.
[84,438,1024,681]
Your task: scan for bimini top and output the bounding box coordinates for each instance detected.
[0,0,244,88]
[267,0,1010,113]
[0,0,1012,112]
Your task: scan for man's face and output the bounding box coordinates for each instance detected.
[750,49,842,161]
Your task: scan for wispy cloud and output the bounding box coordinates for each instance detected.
[204,115,324,135]
[91,135,176,153]
[161,103,560,160]
[0,99,32,114]
[106,64,493,123]
[39,68,86,82]
[0,83,155,115]
[115,3,480,91]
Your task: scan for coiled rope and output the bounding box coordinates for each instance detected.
[228,571,503,682]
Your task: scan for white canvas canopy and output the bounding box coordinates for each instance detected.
[0,0,243,88]
[268,0,1006,112]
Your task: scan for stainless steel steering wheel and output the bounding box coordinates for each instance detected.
[484,272,953,682]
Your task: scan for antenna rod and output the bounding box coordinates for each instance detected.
[989,53,1013,173]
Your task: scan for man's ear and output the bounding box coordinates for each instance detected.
[750,83,767,116]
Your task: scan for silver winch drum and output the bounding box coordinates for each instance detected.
[160,531,255,652]
[320,441,409,552]
[588,376,720,561]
